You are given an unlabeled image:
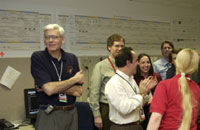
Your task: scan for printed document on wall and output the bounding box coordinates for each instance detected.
[0,66,21,89]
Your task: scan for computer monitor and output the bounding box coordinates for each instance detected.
[24,88,39,124]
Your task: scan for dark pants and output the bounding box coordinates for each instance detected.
[142,105,151,130]
[197,107,200,130]
[98,102,111,130]
[35,107,78,130]
[110,122,143,130]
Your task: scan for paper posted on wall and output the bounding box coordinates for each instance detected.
[0,66,21,89]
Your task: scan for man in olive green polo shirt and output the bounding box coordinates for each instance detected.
[88,34,125,130]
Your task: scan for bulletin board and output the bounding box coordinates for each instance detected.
[171,17,199,50]
[0,10,40,51]
[0,9,52,57]
[73,15,171,55]
[0,8,199,57]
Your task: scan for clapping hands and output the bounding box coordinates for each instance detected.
[139,76,158,97]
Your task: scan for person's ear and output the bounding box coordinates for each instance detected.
[126,60,130,65]
[108,46,111,52]
[61,37,65,45]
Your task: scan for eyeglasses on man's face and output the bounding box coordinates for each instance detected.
[44,35,61,40]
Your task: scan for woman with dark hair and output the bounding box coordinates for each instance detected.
[134,53,162,130]
[134,53,162,93]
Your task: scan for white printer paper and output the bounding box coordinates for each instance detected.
[0,66,21,89]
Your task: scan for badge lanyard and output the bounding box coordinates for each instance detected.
[116,73,137,94]
[107,57,116,73]
[51,60,67,103]
[51,60,63,81]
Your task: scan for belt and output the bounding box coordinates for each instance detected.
[130,121,141,125]
[99,102,109,107]
[40,104,74,111]
[111,120,141,126]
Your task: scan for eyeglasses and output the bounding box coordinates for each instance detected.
[44,35,60,40]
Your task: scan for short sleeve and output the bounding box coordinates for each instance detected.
[150,81,168,115]
[31,52,51,87]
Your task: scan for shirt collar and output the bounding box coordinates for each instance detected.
[44,48,66,61]
[108,55,115,63]
[116,70,133,80]
[161,58,170,66]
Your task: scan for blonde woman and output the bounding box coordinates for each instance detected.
[147,48,200,130]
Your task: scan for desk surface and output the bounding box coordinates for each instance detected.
[16,125,34,130]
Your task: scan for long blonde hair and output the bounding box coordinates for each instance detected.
[175,48,199,130]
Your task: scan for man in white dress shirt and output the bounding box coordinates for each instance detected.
[105,47,157,130]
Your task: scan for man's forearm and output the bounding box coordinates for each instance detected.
[64,85,83,97]
[42,76,78,96]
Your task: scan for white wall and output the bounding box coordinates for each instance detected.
[1,0,199,19]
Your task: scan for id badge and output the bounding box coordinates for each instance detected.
[59,93,67,103]
[140,108,145,121]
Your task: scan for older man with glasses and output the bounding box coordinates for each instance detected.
[31,24,85,130]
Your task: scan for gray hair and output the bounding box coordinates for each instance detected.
[44,24,65,37]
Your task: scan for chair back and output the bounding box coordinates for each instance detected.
[75,102,95,130]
